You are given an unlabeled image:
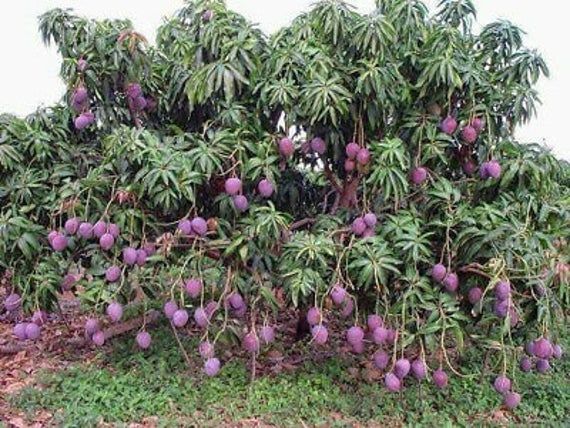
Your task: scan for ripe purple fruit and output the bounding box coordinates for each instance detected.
[440,116,458,135]
[126,83,142,99]
[279,137,295,157]
[132,96,147,111]
[194,308,209,328]
[330,284,347,306]
[106,302,123,323]
[307,307,322,325]
[536,359,550,373]
[135,249,147,266]
[136,331,152,349]
[123,247,137,265]
[108,223,120,238]
[185,278,202,298]
[411,167,428,185]
[468,287,483,304]
[363,212,377,227]
[205,301,219,317]
[503,392,521,410]
[72,86,88,104]
[64,217,80,235]
[311,325,328,344]
[199,341,215,359]
[411,359,427,380]
[462,160,477,175]
[48,230,58,244]
[432,369,448,388]
[228,293,245,310]
[495,280,511,300]
[260,325,275,344]
[373,350,389,370]
[13,323,28,340]
[25,323,41,340]
[346,142,360,159]
[178,219,193,235]
[93,221,107,238]
[494,299,509,318]
[98,233,114,251]
[310,137,326,155]
[32,310,48,326]
[4,293,21,312]
[61,273,78,290]
[351,217,367,236]
[163,300,178,319]
[346,326,364,346]
[75,111,95,130]
[443,273,459,292]
[233,195,249,212]
[92,331,105,346]
[51,234,68,252]
[384,372,401,392]
[105,265,121,283]
[471,117,484,133]
[384,329,396,345]
[372,326,389,344]
[486,160,502,179]
[224,178,242,196]
[394,358,411,379]
[74,114,90,130]
[85,318,100,337]
[191,217,208,236]
[431,264,447,282]
[356,148,371,165]
[344,159,356,172]
[243,332,260,353]
[520,357,532,373]
[204,357,220,376]
[258,179,274,198]
[367,314,383,332]
[71,97,87,113]
[172,309,189,327]
[78,222,93,239]
[359,226,373,238]
[494,375,511,394]
[533,338,553,359]
[461,126,477,143]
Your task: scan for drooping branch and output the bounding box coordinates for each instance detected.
[0,310,161,355]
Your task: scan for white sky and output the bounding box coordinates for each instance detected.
[1,1,568,159]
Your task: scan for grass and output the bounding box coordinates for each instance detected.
[9,323,570,427]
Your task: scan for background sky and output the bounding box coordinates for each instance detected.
[1,1,567,159]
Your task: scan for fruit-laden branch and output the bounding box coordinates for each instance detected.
[0,310,161,355]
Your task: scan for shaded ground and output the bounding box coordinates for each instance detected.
[1,299,569,427]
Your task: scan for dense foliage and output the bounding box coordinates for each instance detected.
[1,0,568,405]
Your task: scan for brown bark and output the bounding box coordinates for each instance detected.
[338,176,361,209]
